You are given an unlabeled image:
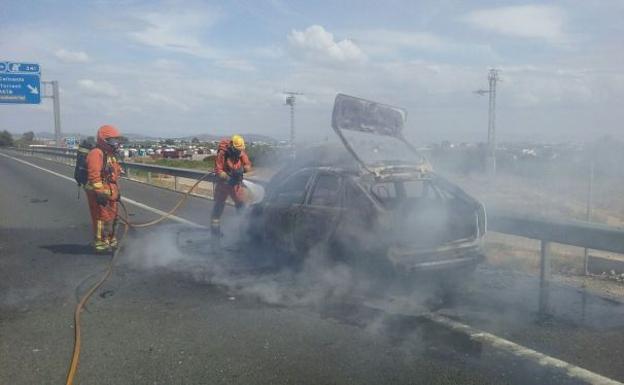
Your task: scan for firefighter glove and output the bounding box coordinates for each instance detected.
[232,168,244,178]
[228,168,244,186]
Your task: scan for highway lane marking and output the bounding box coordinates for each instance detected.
[3,150,622,385]
[368,300,624,385]
[0,151,204,228]
[424,313,624,385]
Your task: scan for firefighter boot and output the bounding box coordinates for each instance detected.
[93,220,110,252]
[210,219,223,238]
[210,219,222,252]
[93,239,109,253]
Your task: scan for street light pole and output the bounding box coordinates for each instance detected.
[474,69,499,178]
[284,91,303,154]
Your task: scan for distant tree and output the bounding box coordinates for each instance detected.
[118,135,129,144]
[191,137,200,144]
[164,138,175,145]
[21,131,35,143]
[0,130,13,147]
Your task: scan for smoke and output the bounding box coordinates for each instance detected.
[116,142,482,347]
[120,219,374,308]
[433,137,624,226]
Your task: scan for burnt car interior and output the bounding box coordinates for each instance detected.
[361,177,480,248]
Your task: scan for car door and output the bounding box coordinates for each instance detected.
[262,169,315,253]
[293,172,344,255]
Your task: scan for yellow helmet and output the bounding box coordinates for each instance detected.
[231,134,245,150]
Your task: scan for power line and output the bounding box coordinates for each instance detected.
[283,91,303,149]
[474,69,499,178]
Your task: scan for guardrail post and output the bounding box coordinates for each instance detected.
[174,176,178,191]
[539,240,551,316]
[540,240,551,283]
[147,171,152,184]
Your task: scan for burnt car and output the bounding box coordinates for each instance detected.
[247,94,486,277]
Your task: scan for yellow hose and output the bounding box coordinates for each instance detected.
[65,171,213,385]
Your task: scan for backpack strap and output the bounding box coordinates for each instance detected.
[90,147,110,184]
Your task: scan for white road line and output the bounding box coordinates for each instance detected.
[424,314,623,385]
[0,151,204,228]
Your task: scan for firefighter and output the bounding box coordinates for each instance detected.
[85,125,123,252]
[211,134,252,236]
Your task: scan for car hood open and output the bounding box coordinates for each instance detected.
[331,94,430,177]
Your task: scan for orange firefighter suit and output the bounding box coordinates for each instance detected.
[85,125,122,251]
[210,135,252,234]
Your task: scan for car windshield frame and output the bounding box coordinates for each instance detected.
[270,168,316,205]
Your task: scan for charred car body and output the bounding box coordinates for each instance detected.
[247,94,486,276]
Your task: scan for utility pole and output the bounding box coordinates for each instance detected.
[284,91,303,148]
[42,81,62,147]
[474,69,499,178]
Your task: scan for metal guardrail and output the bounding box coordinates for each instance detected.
[488,210,624,313]
[15,146,265,186]
[489,210,624,255]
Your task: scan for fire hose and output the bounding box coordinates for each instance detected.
[65,171,216,385]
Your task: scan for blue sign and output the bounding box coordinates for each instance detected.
[0,61,41,104]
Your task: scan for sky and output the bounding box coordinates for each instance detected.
[0,0,622,144]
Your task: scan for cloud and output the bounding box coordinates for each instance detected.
[349,29,498,61]
[215,59,256,72]
[54,49,90,63]
[78,79,119,97]
[146,92,191,112]
[463,5,565,42]
[129,8,219,58]
[355,30,449,54]
[288,25,366,64]
[152,58,185,71]
[253,45,284,59]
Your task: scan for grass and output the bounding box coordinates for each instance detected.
[131,157,215,170]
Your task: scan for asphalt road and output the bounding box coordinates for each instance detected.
[1,150,624,385]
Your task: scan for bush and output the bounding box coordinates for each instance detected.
[0,130,13,147]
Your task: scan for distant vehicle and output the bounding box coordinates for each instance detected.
[162,148,182,159]
[247,95,486,280]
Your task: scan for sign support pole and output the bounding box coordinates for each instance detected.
[43,81,62,147]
